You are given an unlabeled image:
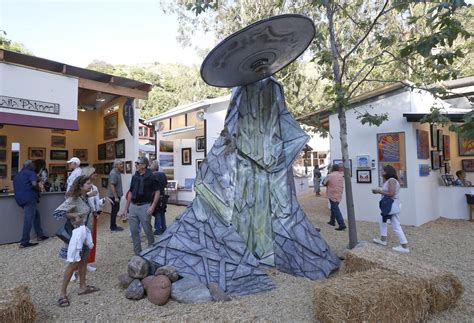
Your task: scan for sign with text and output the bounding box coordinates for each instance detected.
[0,95,60,114]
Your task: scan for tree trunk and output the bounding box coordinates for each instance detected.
[326,0,358,249]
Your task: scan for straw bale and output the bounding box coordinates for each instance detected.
[314,269,430,323]
[0,285,36,323]
[343,244,464,312]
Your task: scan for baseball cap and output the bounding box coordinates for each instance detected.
[135,156,149,166]
[67,157,81,165]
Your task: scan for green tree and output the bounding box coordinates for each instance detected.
[0,30,32,54]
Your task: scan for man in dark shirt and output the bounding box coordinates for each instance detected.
[124,157,160,255]
[150,160,168,235]
[13,160,48,248]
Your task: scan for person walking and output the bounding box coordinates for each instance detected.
[107,160,124,232]
[150,160,168,235]
[124,157,160,255]
[13,160,48,248]
[313,166,322,196]
[53,175,100,307]
[323,164,346,231]
[372,165,409,253]
[66,157,82,193]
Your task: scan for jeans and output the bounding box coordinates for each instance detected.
[129,203,154,255]
[154,210,167,234]
[329,200,345,227]
[21,201,44,245]
[109,197,121,229]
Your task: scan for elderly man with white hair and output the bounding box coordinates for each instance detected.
[66,157,82,193]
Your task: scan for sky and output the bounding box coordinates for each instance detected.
[0,0,215,68]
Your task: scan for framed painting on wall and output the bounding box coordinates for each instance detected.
[101,178,109,188]
[50,150,68,160]
[159,154,174,167]
[163,168,174,180]
[196,136,205,152]
[462,159,474,172]
[105,141,115,160]
[104,112,118,140]
[51,129,66,134]
[431,150,440,170]
[115,139,125,158]
[0,135,6,148]
[182,148,192,165]
[73,149,88,161]
[430,124,438,149]
[96,163,104,175]
[443,135,450,161]
[458,134,474,156]
[104,163,111,175]
[196,159,204,173]
[159,141,174,153]
[356,170,371,183]
[0,164,7,178]
[444,161,451,174]
[98,144,106,160]
[51,136,66,148]
[28,147,46,160]
[419,164,431,177]
[377,132,407,187]
[356,155,370,168]
[49,164,67,175]
[0,150,6,162]
[125,161,132,174]
[437,130,443,152]
[416,129,429,159]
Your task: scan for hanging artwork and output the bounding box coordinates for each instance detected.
[125,161,132,174]
[159,154,174,167]
[182,148,192,165]
[196,136,205,152]
[51,136,66,148]
[356,155,370,168]
[104,112,118,140]
[98,144,106,160]
[458,134,474,156]
[163,168,174,180]
[0,150,6,162]
[430,124,438,149]
[0,164,6,178]
[115,139,125,158]
[416,129,429,159]
[443,135,450,161]
[462,159,474,172]
[159,141,174,153]
[28,147,46,160]
[356,170,372,183]
[105,141,115,160]
[377,132,407,187]
[50,150,68,160]
[0,136,7,148]
[419,164,431,177]
[73,149,88,161]
[431,150,440,170]
[437,130,443,152]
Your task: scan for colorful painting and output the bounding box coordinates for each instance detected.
[182,148,192,165]
[356,155,370,168]
[462,159,474,172]
[115,139,125,158]
[28,147,46,160]
[430,124,438,149]
[105,141,115,160]
[159,140,174,153]
[416,129,429,159]
[104,112,118,140]
[458,134,474,156]
[184,178,195,189]
[51,136,66,148]
[431,150,440,170]
[159,154,174,167]
[73,149,88,161]
[50,150,68,160]
[49,164,67,175]
[377,132,407,187]
[163,168,174,180]
[356,170,371,183]
[419,164,431,177]
[443,135,450,161]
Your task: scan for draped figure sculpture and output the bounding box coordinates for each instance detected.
[141,77,340,296]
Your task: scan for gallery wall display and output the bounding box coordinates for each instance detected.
[159,141,174,153]
[0,150,6,163]
[462,159,474,172]
[115,139,125,159]
[98,143,106,160]
[182,148,192,165]
[125,161,132,174]
[0,135,7,148]
[443,135,450,161]
[416,129,429,159]
[50,150,68,160]
[73,149,88,161]
[196,136,205,152]
[431,150,440,170]
[51,136,66,148]
[332,159,352,177]
[458,134,474,156]
[430,124,438,149]
[356,169,371,183]
[28,147,46,160]
[105,141,115,160]
[104,112,118,140]
[377,132,407,187]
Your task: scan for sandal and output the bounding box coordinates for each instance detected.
[57,295,70,307]
[78,285,100,295]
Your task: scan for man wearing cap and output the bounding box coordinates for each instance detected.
[107,160,124,232]
[124,157,160,255]
[66,157,82,193]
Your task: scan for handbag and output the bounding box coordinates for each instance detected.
[55,219,74,244]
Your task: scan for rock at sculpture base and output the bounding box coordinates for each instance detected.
[118,273,134,289]
[128,256,149,279]
[0,285,36,323]
[125,279,145,300]
[155,265,179,282]
[171,277,213,304]
[208,283,232,302]
[145,275,171,306]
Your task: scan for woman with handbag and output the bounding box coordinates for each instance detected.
[53,175,100,307]
[371,165,409,253]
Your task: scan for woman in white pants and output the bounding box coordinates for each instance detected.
[372,165,409,253]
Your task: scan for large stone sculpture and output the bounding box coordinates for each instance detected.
[141,14,340,297]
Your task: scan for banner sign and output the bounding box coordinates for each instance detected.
[123,98,134,136]
[0,95,60,114]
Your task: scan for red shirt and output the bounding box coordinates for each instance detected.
[324,172,344,202]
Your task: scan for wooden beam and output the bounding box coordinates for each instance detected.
[78,78,149,100]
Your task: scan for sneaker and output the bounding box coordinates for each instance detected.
[372,238,388,246]
[327,221,336,226]
[335,226,346,231]
[392,245,410,253]
[19,242,38,248]
[70,272,77,282]
[111,226,124,232]
[87,265,97,272]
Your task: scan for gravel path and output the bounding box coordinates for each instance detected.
[1,190,473,322]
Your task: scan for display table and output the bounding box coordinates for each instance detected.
[165,188,194,206]
[437,186,474,221]
[0,192,66,245]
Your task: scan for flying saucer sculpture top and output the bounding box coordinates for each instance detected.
[200,14,315,88]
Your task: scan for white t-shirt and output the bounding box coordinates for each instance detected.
[66,167,82,192]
